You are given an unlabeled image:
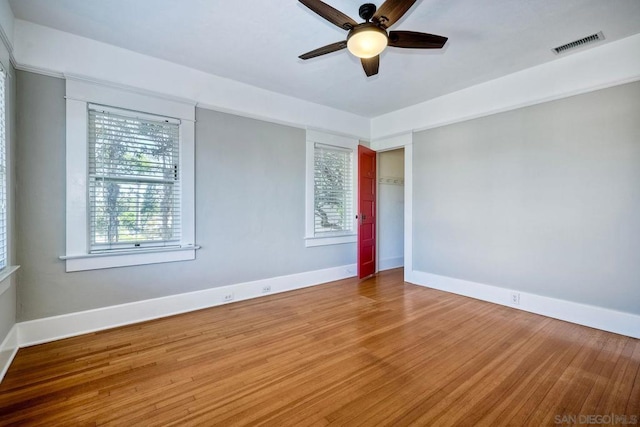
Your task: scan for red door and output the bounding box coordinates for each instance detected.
[357,145,376,279]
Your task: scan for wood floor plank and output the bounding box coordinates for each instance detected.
[1,268,638,426]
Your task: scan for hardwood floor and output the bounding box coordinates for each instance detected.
[1,268,638,426]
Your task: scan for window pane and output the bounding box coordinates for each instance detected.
[314,145,353,235]
[89,112,178,179]
[88,107,180,250]
[90,179,179,245]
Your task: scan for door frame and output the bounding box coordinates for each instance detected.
[369,133,413,282]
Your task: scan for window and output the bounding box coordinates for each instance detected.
[88,106,181,252]
[0,67,6,270]
[314,143,353,235]
[305,130,358,247]
[62,79,196,272]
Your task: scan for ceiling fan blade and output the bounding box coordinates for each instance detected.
[361,56,379,77]
[388,31,448,49]
[299,41,347,60]
[373,0,417,28]
[299,0,358,30]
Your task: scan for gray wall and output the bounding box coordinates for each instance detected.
[413,81,640,315]
[16,71,355,321]
[0,281,15,341]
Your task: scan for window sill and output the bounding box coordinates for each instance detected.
[60,245,200,272]
[0,266,20,296]
[305,234,356,247]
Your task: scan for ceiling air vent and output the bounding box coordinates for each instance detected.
[552,32,605,55]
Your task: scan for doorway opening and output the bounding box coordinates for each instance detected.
[376,148,405,272]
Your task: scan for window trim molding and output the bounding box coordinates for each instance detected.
[305,130,358,247]
[0,64,18,283]
[0,65,7,271]
[63,78,197,272]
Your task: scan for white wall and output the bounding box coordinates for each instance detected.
[12,20,370,140]
[12,17,640,143]
[0,0,14,59]
[371,33,640,140]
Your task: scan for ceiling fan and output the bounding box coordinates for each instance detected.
[298,0,448,77]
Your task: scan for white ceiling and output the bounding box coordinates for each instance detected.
[8,0,640,117]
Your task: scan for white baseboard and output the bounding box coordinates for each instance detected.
[7,265,636,384]
[378,256,404,272]
[18,263,357,348]
[409,270,640,339]
[0,324,19,383]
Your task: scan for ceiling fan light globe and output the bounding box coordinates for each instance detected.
[347,24,388,59]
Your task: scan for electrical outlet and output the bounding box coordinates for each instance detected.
[509,291,520,305]
[262,285,272,293]
[223,292,234,302]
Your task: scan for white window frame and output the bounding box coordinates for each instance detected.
[0,62,20,295]
[0,62,20,290]
[305,130,358,247]
[0,66,7,272]
[62,78,197,272]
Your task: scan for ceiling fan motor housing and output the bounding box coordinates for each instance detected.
[359,3,377,21]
